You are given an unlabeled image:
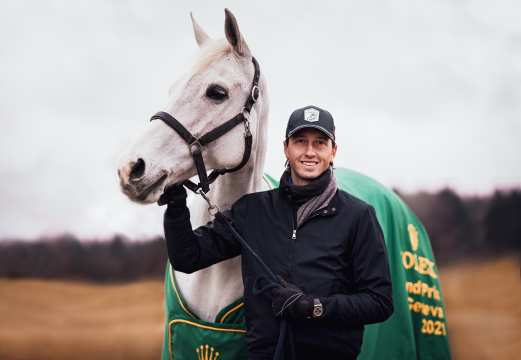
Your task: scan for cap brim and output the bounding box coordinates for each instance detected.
[286,124,335,141]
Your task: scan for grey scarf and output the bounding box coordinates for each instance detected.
[296,172,338,227]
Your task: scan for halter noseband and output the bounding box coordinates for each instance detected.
[150,57,260,194]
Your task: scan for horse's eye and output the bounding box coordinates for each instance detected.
[205,84,228,101]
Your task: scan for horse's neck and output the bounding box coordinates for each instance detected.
[174,90,268,322]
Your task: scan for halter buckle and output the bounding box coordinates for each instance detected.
[251,85,260,102]
[197,188,220,216]
[189,140,202,155]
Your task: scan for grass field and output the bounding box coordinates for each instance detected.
[0,280,164,360]
[441,256,521,360]
[0,256,519,360]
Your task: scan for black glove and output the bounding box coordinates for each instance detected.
[158,184,187,206]
[271,276,313,319]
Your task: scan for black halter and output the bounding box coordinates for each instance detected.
[150,57,260,194]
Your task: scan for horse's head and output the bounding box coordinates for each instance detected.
[117,9,265,204]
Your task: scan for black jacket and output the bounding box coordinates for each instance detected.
[164,187,393,359]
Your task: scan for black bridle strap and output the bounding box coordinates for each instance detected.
[150,111,197,144]
[150,56,260,194]
[244,57,260,114]
[198,113,245,145]
[150,111,252,193]
[151,111,246,147]
[207,132,252,179]
[182,131,251,194]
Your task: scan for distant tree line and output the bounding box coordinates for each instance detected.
[399,188,520,264]
[0,189,519,281]
[0,235,167,282]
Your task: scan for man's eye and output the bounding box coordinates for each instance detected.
[205,85,228,101]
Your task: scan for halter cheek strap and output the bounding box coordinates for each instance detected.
[150,57,260,194]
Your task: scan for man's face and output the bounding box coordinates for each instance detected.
[284,128,337,186]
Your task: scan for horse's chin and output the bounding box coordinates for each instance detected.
[132,188,163,205]
[121,173,168,205]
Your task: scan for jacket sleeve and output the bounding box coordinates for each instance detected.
[321,206,394,325]
[163,198,242,274]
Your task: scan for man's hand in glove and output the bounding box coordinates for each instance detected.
[271,276,313,319]
[158,184,187,206]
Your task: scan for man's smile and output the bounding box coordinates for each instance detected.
[300,160,319,168]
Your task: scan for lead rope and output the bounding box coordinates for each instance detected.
[197,190,278,283]
[197,192,294,360]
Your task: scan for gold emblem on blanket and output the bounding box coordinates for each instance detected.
[196,344,220,360]
[408,224,419,252]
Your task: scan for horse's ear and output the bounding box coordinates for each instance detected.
[190,12,210,47]
[224,8,251,57]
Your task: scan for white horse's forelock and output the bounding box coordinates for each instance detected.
[191,39,232,76]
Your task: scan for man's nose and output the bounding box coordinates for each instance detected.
[304,143,316,156]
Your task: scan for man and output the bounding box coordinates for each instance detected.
[161,105,393,359]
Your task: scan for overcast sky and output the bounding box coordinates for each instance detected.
[1,0,520,240]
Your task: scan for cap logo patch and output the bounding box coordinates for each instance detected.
[304,108,320,122]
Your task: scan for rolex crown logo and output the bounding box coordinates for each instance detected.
[408,224,419,252]
[196,344,220,360]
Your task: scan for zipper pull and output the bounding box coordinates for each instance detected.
[292,229,297,240]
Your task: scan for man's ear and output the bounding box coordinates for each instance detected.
[331,142,338,162]
[283,143,290,169]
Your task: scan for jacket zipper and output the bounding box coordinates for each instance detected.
[287,206,298,279]
[291,206,297,240]
[292,207,328,239]
[288,205,334,279]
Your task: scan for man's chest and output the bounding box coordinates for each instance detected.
[240,205,354,294]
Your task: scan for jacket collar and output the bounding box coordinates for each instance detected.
[279,167,332,206]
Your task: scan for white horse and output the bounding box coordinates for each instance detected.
[117,9,268,322]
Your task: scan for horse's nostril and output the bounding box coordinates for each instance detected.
[129,158,146,180]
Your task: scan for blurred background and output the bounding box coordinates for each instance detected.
[1,0,519,359]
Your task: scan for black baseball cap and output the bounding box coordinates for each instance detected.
[285,105,335,142]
